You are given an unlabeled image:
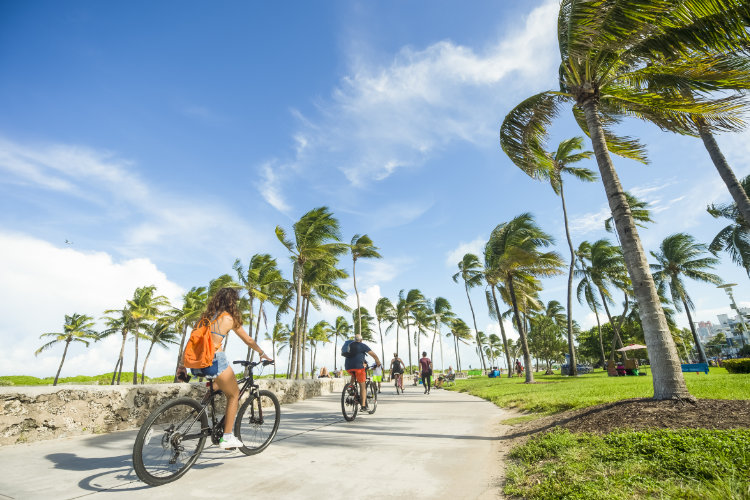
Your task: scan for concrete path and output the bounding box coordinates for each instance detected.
[0,385,510,499]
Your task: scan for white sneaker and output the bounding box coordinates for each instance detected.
[219,435,244,450]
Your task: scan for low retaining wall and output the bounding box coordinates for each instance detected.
[0,378,347,446]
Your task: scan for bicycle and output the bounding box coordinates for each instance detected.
[132,359,280,486]
[393,372,404,394]
[341,364,378,421]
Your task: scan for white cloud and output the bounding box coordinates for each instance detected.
[0,231,184,377]
[445,237,485,266]
[358,258,410,287]
[568,206,612,234]
[257,162,292,213]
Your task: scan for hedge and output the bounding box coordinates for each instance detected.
[723,358,750,374]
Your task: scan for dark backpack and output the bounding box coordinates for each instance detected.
[341,340,355,358]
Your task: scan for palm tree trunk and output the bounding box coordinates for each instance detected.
[681,296,707,364]
[559,180,578,376]
[406,319,413,374]
[507,276,534,383]
[113,331,127,385]
[600,289,626,363]
[395,322,400,357]
[246,296,255,361]
[594,309,606,368]
[439,327,444,372]
[333,335,338,372]
[353,259,362,335]
[132,328,139,385]
[698,121,750,223]
[54,340,71,386]
[491,286,513,378]
[272,340,277,378]
[454,335,460,372]
[377,320,386,376]
[464,283,487,372]
[249,301,264,362]
[583,100,690,399]
[174,324,188,383]
[290,264,303,379]
[301,297,311,379]
[141,341,155,384]
[430,321,438,362]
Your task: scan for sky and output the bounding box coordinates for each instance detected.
[1,0,749,379]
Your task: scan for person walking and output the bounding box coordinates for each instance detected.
[418,351,433,394]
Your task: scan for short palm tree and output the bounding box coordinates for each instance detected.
[399,289,426,374]
[170,287,207,382]
[331,316,352,372]
[651,233,723,364]
[36,313,98,386]
[265,322,290,378]
[276,206,347,379]
[100,307,135,385]
[375,297,396,371]
[352,307,375,342]
[499,0,750,399]
[575,244,606,368]
[485,213,564,383]
[447,318,472,371]
[707,174,750,276]
[140,319,179,384]
[128,286,169,385]
[308,320,332,378]
[427,297,454,371]
[483,249,513,377]
[350,234,382,334]
[452,253,487,372]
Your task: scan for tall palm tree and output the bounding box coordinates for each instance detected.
[399,289,426,374]
[308,320,332,378]
[452,254,487,372]
[352,306,375,342]
[483,245,515,377]
[375,297,396,372]
[651,233,723,364]
[276,206,346,379]
[101,307,135,385]
[36,313,98,386]
[331,316,351,372]
[350,234,382,334]
[265,322,290,378]
[170,286,207,382]
[499,0,750,399]
[427,297,454,370]
[707,174,750,276]
[485,213,564,383]
[509,136,595,376]
[140,319,179,384]
[447,318,472,371]
[128,286,169,385]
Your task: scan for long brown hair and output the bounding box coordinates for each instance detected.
[202,287,242,328]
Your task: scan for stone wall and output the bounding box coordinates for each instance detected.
[0,378,347,446]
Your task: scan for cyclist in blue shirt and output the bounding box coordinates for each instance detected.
[344,334,381,411]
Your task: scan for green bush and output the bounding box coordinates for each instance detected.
[724,358,750,374]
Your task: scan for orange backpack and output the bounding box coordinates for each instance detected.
[183,318,215,369]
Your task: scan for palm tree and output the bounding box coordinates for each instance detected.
[308,320,332,378]
[350,234,382,334]
[499,0,750,399]
[427,297,454,371]
[483,245,514,378]
[605,192,654,234]
[140,319,179,384]
[352,307,375,342]
[169,286,207,382]
[448,318,472,371]
[375,297,396,372]
[127,286,169,385]
[485,214,564,383]
[100,307,135,385]
[276,206,346,379]
[399,289,426,374]
[36,313,98,386]
[651,233,723,364]
[453,253,487,372]
[708,174,750,276]
[265,322,290,378]
[575,244,606,368]
[331,316,352,372]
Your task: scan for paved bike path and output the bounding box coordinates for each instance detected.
[0,385,510,499]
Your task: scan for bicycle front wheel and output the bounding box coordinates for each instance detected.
[132,397,208,486]
[341,383,358,421]
[366,381,378,414]
[395,376,402,395]
[235,390,280,456]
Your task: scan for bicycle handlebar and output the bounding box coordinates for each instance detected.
[233,359,275,368]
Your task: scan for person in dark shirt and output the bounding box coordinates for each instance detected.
[418,351,433,394]
[344,334,381,411]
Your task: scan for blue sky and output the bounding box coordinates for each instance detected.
[1,0,748,378]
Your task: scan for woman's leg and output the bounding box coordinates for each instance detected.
[215,367,240,434]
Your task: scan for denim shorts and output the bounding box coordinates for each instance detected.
[190,351,229,378]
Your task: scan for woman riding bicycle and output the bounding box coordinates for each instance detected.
[177,287,272,450]
[390,353,405,391]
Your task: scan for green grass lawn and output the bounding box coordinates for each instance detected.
[451,369,750,499]
[452,368,750,415]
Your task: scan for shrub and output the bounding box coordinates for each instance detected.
[723,358,750,374]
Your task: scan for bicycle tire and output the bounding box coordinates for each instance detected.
[132,397,208,486]
[395,375,402,395]
[341,383,358,421]
[235,389,280,455]
[366,381,378,414]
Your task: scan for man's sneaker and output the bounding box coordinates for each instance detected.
[219,435,244,450]
[360,405,368,412]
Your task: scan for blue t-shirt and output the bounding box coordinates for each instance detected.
[344,342,372,370]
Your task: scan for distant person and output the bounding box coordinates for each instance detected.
[343,333,381,412]
[177,287,272,450]
[515,359,523,377]
[319,366,330,378]
[390,353,405,392]
[372,363,383,393]
[419,351,433,394]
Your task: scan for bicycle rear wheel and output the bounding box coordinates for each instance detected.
[132,397,208,486]
[366,381,378,414]
[341,383,358,421]
[235,390,280,455]
[395,375,402,395]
